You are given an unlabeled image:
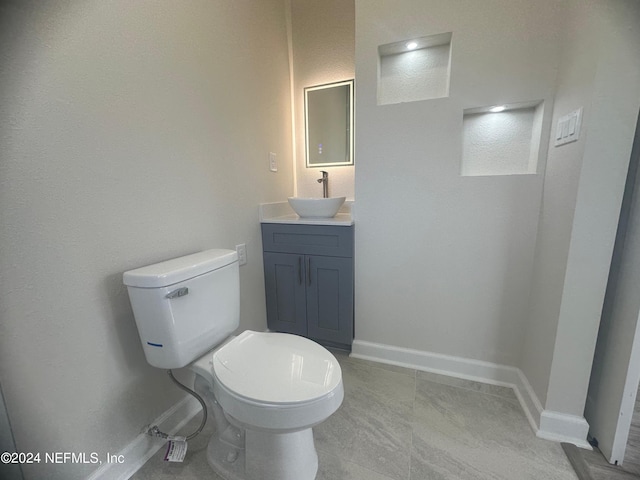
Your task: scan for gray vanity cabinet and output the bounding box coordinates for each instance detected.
[261,223,354,349]
[263,252,308,336]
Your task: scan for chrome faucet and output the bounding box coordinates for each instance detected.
[317,171,329,198]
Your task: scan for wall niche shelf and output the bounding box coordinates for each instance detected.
[377,32,452,106]
[461,101,544,177]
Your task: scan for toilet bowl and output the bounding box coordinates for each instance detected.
[122,249,344,480]
[191,330,343,480]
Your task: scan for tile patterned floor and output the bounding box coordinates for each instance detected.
[581,447,640,480]
[132,351,579,480]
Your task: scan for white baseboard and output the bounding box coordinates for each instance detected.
[538,410,592,449]
[86,395,202,480]
[352,339,522,385]
[351,339,591,449]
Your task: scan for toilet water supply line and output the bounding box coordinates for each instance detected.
[146,370,208,441]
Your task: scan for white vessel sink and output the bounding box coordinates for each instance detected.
[288,197,346,218]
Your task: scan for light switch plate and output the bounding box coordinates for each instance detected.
[555,107,583,147]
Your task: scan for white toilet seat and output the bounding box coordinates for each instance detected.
[211,330,343,431]
[213,330,342,404]
[190,330,343,432]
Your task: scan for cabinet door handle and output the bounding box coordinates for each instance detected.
[307,257,311,286]
[298,256,302,285]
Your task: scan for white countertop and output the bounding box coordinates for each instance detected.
[259,201,354,226]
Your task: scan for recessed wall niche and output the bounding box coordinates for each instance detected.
[461,101,544,176]
[377,32,452,105]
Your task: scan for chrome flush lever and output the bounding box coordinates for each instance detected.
[166,287,189,299]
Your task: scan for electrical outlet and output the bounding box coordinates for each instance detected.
[236,243,247,266]
[269,152,277,172]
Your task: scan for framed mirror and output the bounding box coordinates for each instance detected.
[304,80,354,167]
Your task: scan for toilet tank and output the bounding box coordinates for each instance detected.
[123,249,240,369]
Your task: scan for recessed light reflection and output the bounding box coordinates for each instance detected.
[406,41,418,50]
[490,105,506,113]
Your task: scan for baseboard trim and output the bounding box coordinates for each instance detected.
[352,339,521,385]
[513,367,544,432]
[86,395,201,480]
[538,410,592,449]
[351,339,591,449]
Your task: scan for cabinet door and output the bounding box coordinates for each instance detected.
[263,252,307,335]
[306,255,353,345]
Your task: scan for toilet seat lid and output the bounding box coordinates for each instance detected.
[212,330,342,404]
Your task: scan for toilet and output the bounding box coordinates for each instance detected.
[123,249,343,480]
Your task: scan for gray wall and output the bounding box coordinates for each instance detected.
[354,0,640,431]
[0,383,23,480]
[0,1,293,479]
[291,0,355,198]
[354,0,563,367]
[521,0,640,417]
[584,110,640,463]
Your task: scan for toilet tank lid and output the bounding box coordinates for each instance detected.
[123,249,237,288]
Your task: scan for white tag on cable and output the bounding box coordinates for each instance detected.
[163,438,188,462]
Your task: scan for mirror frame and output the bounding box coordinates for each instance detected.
[304,79,354,168]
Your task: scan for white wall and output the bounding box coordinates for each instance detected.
[544,0,640,418]
[519,0,598,409]
[521,0,640,420]
[0,1,293,479]
[354,0,562,366]
[585,109,640,463]
[290,0,355,199]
